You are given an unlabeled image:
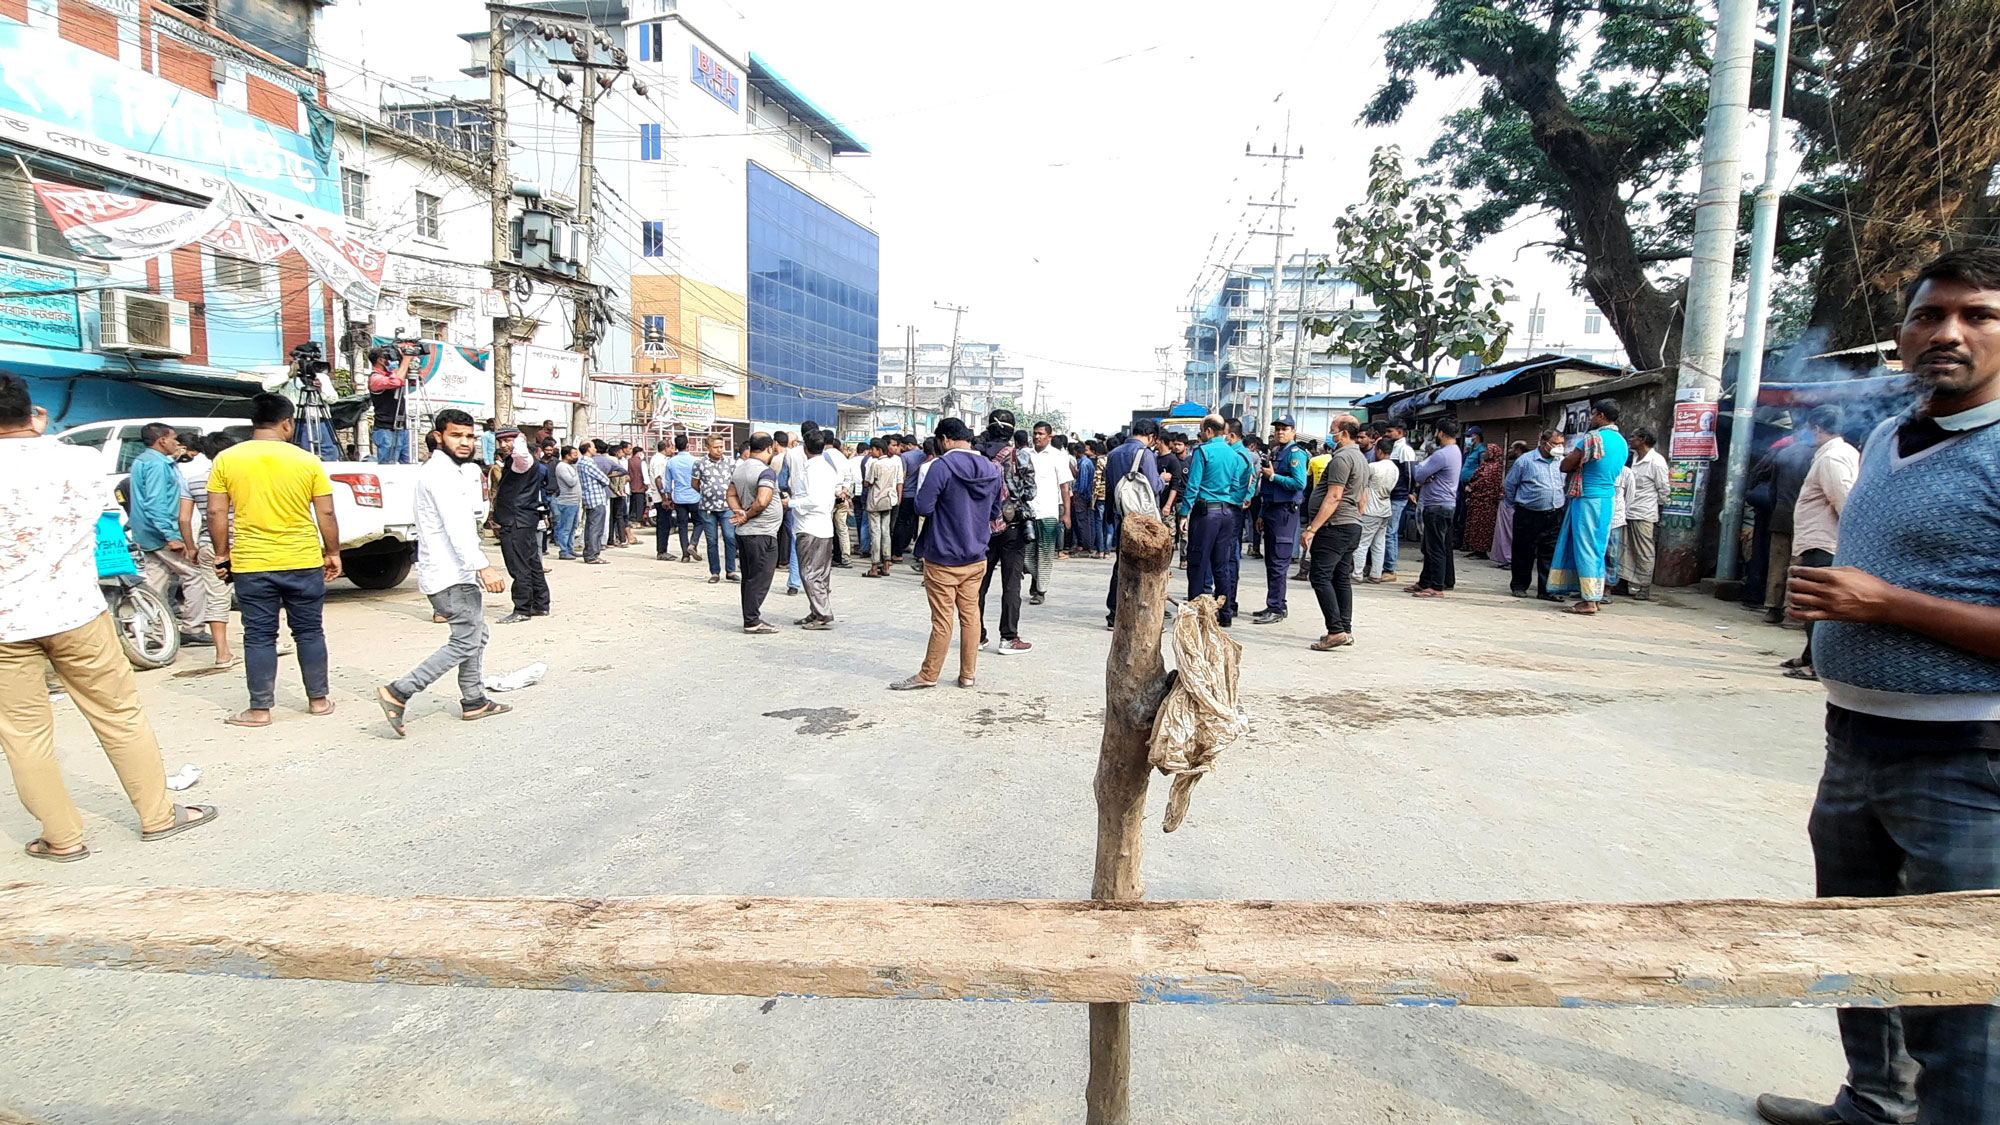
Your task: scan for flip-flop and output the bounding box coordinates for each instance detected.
[376,685,407,737]
[309,700,336,717]
[1411,589,1444,599]
[461,701,513,722]
[223,711,271,728]
[142,804,218,841]
[888,676,937,691]
[1564,602,1599,615]
[1784,665,1818,681]
[957,677,976,688]
[1779,656,1808,670]
[25,838,89,862]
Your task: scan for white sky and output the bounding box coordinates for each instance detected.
[320,0,1609,432]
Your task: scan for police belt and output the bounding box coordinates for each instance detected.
[1263,500,1301,512]
[1190,500,1236,517]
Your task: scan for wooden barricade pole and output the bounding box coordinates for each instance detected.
[1088,512,1175,1125]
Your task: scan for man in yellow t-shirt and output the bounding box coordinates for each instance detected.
[204,393,342,728]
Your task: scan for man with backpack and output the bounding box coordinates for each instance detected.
[977,412,1035,655]
[1103,419,1166,631]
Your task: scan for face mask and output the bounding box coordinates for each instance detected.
[1547,444,1564,457]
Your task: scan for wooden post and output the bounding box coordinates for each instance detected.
[1088,512,1175,1125]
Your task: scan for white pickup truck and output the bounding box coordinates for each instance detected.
[55,416,476,590]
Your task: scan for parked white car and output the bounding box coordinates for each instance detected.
[55,417,484,591]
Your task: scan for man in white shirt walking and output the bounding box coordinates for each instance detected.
[1779,407,1860,681]
[0,373,214,860]
[1025,421,1074,605]
[1619,427,1671,599]
[376,410,510,735]
[790,428,841,628]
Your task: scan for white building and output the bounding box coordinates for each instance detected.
[455,0,880,439]
[1183,255,1388,438]
[874,342,1024,435]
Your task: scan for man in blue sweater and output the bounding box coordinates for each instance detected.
[1758,248,2000,1125]
[129,423,211,647]
[892,417,1000,690]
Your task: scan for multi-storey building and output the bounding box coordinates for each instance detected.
[0,0,342,427]
[1182,255,1386,438]
[459,0,879,438]
[873,342,1024,436]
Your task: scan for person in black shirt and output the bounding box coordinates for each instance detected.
[490,428,550,622]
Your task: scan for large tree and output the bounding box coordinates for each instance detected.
[1311,146,1513,387]
[1365,0,2000,359]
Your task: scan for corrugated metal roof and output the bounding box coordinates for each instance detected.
[1433,357,1589,402]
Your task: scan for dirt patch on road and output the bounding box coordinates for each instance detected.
[1273,688,1610,729]
[763,707,876,736]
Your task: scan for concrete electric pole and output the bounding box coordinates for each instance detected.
[1656,0,1755,587]
[487,5,513,426]
[904,324,917,434]
[1715,0,1795,584]
[1247,117,1303,431]
[934,302,968,423]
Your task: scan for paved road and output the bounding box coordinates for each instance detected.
[0,536,1842,1123]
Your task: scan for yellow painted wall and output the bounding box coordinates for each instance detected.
[629,274,748,422]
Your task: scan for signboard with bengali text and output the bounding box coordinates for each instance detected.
[0,254,82,349]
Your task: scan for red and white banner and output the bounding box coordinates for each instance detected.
[32,183,231,260]
[33,181,386,311]
[267,216,388,314]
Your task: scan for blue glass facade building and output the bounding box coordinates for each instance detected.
[746,162,879,428]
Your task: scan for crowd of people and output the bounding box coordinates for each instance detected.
[3,247,1999,1124]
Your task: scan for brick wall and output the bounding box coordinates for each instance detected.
[158,33,218,97]
[246,74,297,130]
[169,247,208,366]
[58,0,117,58]
[278,251,313,352]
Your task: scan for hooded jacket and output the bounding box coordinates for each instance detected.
[915,446,1003,567]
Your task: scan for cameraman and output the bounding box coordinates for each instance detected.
[367,343,417,464]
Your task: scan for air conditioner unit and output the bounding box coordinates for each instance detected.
[100,290,192,357]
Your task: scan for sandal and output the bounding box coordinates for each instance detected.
[1564,602,1599,615]
[142,804,218,841]
[1779,656,1808,670]
[1784,665,1818,681]
[223,711,271,728]
[888,676,937,691]
[958,676,976,688]
[376,685,407,737]
[462,700,513,721]
[25,838,89,862]
[1410,589,1444,599]
[309,699,336,717]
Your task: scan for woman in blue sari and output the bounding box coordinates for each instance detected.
[1547,397,1631,614]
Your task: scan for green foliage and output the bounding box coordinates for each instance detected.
[1308,147,1513,388]
[987,396,1068,434]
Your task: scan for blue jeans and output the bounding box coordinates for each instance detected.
[1810,732,2000,1124]
[855,504,873,554]
[371,427,410,464]
[234,567,329,710]
[551,501,580,558]
[1384,498,1409,573]
[701,509,739,576]
[785,512,803,589]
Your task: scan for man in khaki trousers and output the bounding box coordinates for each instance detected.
[0,373,216,861]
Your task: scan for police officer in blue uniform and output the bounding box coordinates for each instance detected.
[1252,415,1309,625]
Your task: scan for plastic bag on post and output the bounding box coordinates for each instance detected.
[1147,594,1247,832]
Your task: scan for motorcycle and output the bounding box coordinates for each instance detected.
[95,510,179,670]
